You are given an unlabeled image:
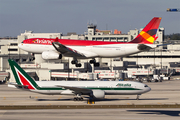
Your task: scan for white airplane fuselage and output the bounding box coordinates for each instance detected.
[19,43,155,58]
[9,81,151,95]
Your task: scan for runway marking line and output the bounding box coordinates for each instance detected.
[0,110,6,117]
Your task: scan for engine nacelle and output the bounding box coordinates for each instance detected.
[42,50,62,60]
[91,90,105,99]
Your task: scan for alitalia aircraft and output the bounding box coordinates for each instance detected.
[18,17,162,67]
[8,59,151,101]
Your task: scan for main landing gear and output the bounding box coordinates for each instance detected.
[73,93,83,101]
[73,97,83,101]
[71,60,82,67]
[71,58,100,67]
[90,59,99,67]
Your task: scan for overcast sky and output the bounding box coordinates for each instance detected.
[0,0,180,37]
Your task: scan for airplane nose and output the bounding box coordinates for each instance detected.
[18,43,22,48]
[147,87,151,92]
[18,43,26,50]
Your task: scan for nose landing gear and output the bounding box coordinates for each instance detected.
[136,94,141,100]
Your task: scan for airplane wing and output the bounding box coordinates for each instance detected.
[138,43,171,51]
[157,44,171,47]
[56,85,92,94]
[137,44,153,51]
[52,41,86,58]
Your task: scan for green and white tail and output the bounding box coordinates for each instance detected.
[8,59,40,90]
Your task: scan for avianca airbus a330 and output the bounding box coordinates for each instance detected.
[19,17,161,67]
[8,59,151,101]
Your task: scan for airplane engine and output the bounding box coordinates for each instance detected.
[42,50,62,60]
[91,90,105,99]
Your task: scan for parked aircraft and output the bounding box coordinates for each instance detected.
[8,59,151,101]
[18,17,161,67]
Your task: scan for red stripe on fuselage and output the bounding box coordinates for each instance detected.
[17,72,35,90]
[22,38,129,46]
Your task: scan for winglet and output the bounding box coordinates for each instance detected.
[129,17,162,44]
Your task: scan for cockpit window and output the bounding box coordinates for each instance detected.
[144,85,148,87]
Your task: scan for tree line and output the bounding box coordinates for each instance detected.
[165,33,180,40]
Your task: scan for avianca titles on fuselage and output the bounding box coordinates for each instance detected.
[19,17,161,67]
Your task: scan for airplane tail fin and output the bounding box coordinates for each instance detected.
[8,59,39,90]
[129,17,161,44]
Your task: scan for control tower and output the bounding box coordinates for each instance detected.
[87,23,97,36]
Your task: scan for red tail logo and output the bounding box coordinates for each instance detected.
[130,17,161,44]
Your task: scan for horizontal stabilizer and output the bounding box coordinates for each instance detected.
[8,82,28,89]
[157,44,171,47]
[137,44,156,51]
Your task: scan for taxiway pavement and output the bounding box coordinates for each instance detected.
[0,109,180,120]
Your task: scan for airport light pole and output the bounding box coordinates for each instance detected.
[154,48,155,68]
[8,44,10,60]
[137,53,138,70]
[68,59,69,80]
[161,45,162,70]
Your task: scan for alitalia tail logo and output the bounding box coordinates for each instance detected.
[14,67,36,90]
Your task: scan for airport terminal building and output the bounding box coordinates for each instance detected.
[0,24,179,82]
